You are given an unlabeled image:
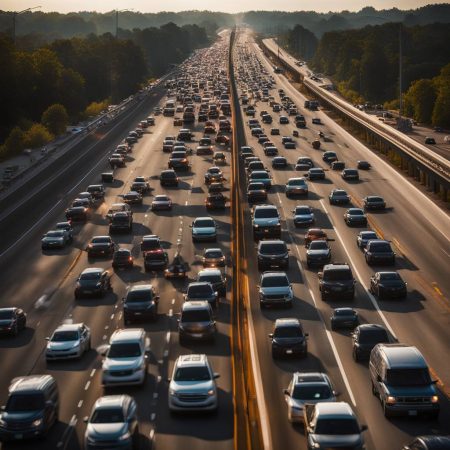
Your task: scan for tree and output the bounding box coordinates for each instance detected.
[42,104,69,135]
[432,64,450,127]
[403,79,437,123]
[24,123,53,149]
[4,127,26,157]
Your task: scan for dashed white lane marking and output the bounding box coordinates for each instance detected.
[84,381,91,391]
[104,325,109,330]
[118,312,122,320]
[185,200,188,205]
[168,309,173,317]
[90,369,96,377]
[102,334,107,340]
[171,298,175,304]
[153,392,158,399]
[110,313,114,320]
[166,331,171,343]
[149,429,155,440]
[69,414,77,426]
[78,400,83,408]
[163,349,169,358]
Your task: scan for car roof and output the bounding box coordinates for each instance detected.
[205,247,222,253]
[324,263,350,270]
[129,284,153,292]
[275,318,300,328]
[142,235,159,241]
[110,328,145,343]
[94,395,129,410]
[182,301,211,311]
[194,216,214,221]
[293,372,331,385]
[198,268,222,276]
[81,267,103,274]
[54,323,83,332]
[315,402,355,419]
[357,324,388,333]
[9,375,55,393]
[176,354,208,367]
[333,308,356,314]
[378,344,427,368]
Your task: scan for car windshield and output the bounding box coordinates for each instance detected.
[369,197,383,202]
[188,285,213,297]
[182,309,211,322]
[155,196,169,202]
[288,179,305,186]
[174,366,211,381]
[90,408,124,424]
[295,207,311,214]
[199,275,222,284]
[205,250,223,258]
[0,310,14,319]
[251,172,269,179]
[324,270,352,281]
[335,309,355,316]
[315,418,360,435]
[349,209,364,215]
[334,191,347,197]
[292,385,331,400]
[92,237,110,244]
[161,172,176,178]
[359,329,389,344]
[346,170,358,174]
[274,326,301,338]
[309,241,328,250]
[361,232,377,239]
[261,275,289,287]
[386,368,431,386]
[370,242,392,252]
[254,209,278,219]
[379,273,401,281]
[80,272,101,281]
[6,394,45,412]
[126,290,151,302]
[108,343,142,358]
[195,220,214,227]
[260,243,286,254]
[46,231,64,237]
[52,331,79,341]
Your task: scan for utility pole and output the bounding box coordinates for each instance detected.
[12,6,40,45]
[398,23,403,119]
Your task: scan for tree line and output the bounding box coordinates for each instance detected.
[0,22,209,160]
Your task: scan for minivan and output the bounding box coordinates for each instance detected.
[0,375,59,441]
[369,344,439,418]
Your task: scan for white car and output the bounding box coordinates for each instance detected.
[46,323,91,361]
[191,217,217,242]
[151,195,172,210]
[168,354,219,412]
[101,329,149,387]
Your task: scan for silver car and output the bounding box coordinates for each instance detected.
[46,323,91,360]
[259,272,293,308]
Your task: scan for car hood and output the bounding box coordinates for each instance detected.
[193,227,216,234]
[254,218,279,226]
[103,356,143,371]
[42,236,64,242]
[91,243,110,249]
[260,286,291,295]
[0,319,14,326]
[170,379,214,394]
[86,422,128,441]
[1,410,43,423]
[311,433,363,448]
[386,384,437,396]
[273,336,305,345]
[378,281,404,288]
[48,340,79,350]
[79,280,100,288]
[294,214,313,221]
[307,249,330,257]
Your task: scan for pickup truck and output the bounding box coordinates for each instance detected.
[304,402,367,450]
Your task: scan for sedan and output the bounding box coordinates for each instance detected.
[344,208,367,226]
[112,248,134,269]
[65,206,88,222]
[352,324,390,361]
[0,308,27,336]
[279,116,289,124]
[42,230,71,250]
[341,168,360,181]
[306,167,325,180]
[331,308,359,330]
[75,268,111,299]
[364,239,395,265]
[357,160,371,170]
[285,178,308,197]
[304,228,328,247]
[356,230,379,249]
[322,151,337,163]
[370,271,407,299]
[202,248,226,267]
[272,156,287,169]
[204,167,224,184]
[46,323,91,361]
[363,196,386,210]
[123,191,143,205]
[292,205,314,227]
[306,241,331,268]
[151,195,172,210]
[191,217,217,242]
[329,189,350,205]
[87,236,115,257]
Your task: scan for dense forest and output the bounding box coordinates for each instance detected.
[0,23,209,159]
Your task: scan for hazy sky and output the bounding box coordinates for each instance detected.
[1,0,437,14]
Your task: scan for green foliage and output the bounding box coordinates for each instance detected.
[84,100,110,118]
[4,127,26,158]
[403,79,437,124]
[42,104,69,136]
[24,124,53,149]
[278,25,318,61]
[432,64,450,127]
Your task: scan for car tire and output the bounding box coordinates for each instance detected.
[321,293,327,301]
[353,349,359,362]
[371,382,377,396]
[86,338,91,352]
[331,323,336,331]
[382,401,392,418]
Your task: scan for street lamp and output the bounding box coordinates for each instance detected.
[12,6,41,45]
[115,9,133,39]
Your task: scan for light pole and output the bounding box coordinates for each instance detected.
[115,9,133,39]
[398,23,403,119]
[12,6,41,45]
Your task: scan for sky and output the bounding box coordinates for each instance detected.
[1,0,438,14]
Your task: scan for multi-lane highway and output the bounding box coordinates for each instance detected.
[234,30,449,450]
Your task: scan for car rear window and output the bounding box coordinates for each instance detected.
[324,269,352,281]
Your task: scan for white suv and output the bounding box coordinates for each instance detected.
[169,354,219,412]
[102,329,149,387]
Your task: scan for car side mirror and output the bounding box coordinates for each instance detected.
[268,333,273,338]
[283,389,290,396]
[213,373,220,379]
[45,337,50,341]
[83,416,89,423]
[155,295,160,300]
[360,424,368,432]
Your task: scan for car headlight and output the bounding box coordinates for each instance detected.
[96,282,102,288]
[386,396,396,404]
[169,389,177,396]
[0,419,7,427]
[431,395,439,403]
[32,418,43,427]
[207,389,215,396]
[72,341,80,348]
[254,224,259,228]
[118,431,131,441]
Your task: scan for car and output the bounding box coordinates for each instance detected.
[272,156,287,169]
[204,167,224,184]
[202,248,226,267]
[370,271,407,299]
[65,205,88,222]
[191,217,217,242]
[197,268,226,297]
[322,151,338,163]
[249,170,272,189]
[357,160,371,170]
[205,193,227,209]
[330,308,359,330]
[264,146,278,156]
[279,116,289,124]
[252,205,281,240]
[328,189,350,205]
[306,240,331,268]
[112,248,133,269]
[402,436,450,450]
[363,195,386,210]
[109,211,133,233]
[247,160,267,174]
[245,156,261,168]
[311,118,321,124]
[160,169,179,187]
[55,221,74,240]
[87,236,115,257]
[344,208,368,226]
[306,167,325,180]
[240,146,254,158]
[84,395,139,450]
[140,235,162,255]
[213,152,226,165]
[247,182,267,204]
[304,228,328,247]
[319,263,356,301]
[46,323,91,361]
[352,324,390,361]
[295,157,314,171]
[269,318,308,358]
[270,128,280,135]
[106,203,132,221]
[123,191,143,205]
[285,177,308,197]
[184,282,218,308]
[123,285,159,323]
[0,308,27,336]
[178,301,216,342]
[72,197,91,209]
[424,137,436,145]
[168,150,190,171]
[86,184,105,200]
[41,230,71,249]
[144,246,168,271]
[291,204,316,228]
[356,230,379,249]
[75,268,111,299]
[341,168,360,181]
[130,181,149,194]
[258,272,293,308]
[284,372,336,423]
[196,144,214,155]
[109,156,125,168]
[151,194,172,210]
[364,239,395,265]
[101,328,148,387]
[331,161,345,171]
[162,139,175,152]
[168,354,219,412]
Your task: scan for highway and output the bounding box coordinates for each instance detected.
[0,36,233,450]
[234,30,450,450]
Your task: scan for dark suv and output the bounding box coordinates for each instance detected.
[269,318,308,358]
[109,212,132,233]
[318,263,355,301]
[123,285,159,323]
[257,240,290,270]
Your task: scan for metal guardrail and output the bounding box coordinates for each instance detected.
[261,39,450,182]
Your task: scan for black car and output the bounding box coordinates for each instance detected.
[269,318,308,358]
[87,236,115,258]
[319,264,356,301]
[364,240,395,265]
[356,230,379,249]
[257,240,289,270]
[329,189,350,205]
[205,193,227,209]
[357,160,371,170]
[123,284,159,323]
[341,168,360,181]
[168,151,190,170]
[331,308,359,330]
[306,240,331,268]
[197,269,227,297]
[352,324,390,361]
[65,206,88,222]
[322,151,337,163]
[307,168,325,180]
[0,308,27,336]
[370,271,407,299]
[112,248,134,269]
[272,156,287,169]
[264,146,278,156]
[160,169,179,187]
[344,208,367,226]
[131,181,149,194]
[75,268,111,299]
[331,161,345,171]
[363,196,386,210]
[141,235,162,254]
[144,248,168,271]
[123,191,142,205]
[402,436,450,450]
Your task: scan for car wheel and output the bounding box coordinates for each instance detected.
[331,323,336,331]
[353,348,359,362]
[371,382,377,396]
[86,338,91,352]
[382,401,392,418]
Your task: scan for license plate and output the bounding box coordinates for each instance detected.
[84,290,92,294]
[286,349,293,354]
[134,312,142,316]
[408,410,417,416]
[14,434,23,440]
[191,333,202,338]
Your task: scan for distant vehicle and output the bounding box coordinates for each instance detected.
[87,236,115,258]
[424,137,436,145]
[0,307,27,336]
[46,323,91,361]
[352,324,390,361]
[330,308,359,330]
[75,268,111,299]
[259,272,293,308]
[370,271,407,299]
